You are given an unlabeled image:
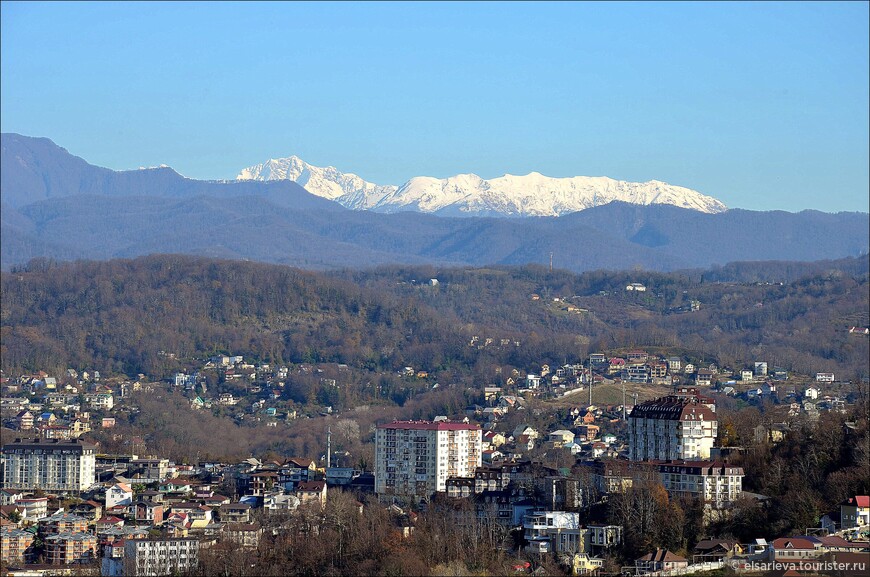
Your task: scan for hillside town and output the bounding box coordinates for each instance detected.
[1,346,868,576]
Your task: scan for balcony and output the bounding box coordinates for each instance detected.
[526,539,551,554]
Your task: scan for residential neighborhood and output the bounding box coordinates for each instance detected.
[1,347,867,576]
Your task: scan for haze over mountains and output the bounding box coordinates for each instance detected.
[1,133,868,272]
[237,155,729,216]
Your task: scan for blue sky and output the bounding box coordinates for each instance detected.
[2,1,868,212]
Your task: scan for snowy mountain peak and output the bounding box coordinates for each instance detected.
[237,156,397,208]
[236,156,727,216]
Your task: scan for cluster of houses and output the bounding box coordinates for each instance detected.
[0,442,376,576]
[1,347,866,576]
[635,498,870,576]
[2,369,120,442]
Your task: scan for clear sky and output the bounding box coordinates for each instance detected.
[2,1,868,213]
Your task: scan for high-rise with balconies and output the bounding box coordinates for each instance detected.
[1,438,96,492]
[628,395,718,461]
[375,420,482,502]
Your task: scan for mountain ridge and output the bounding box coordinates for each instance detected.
[1,133,867,272]
[236,154,728,216]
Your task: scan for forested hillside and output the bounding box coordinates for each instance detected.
[2,254,868,383]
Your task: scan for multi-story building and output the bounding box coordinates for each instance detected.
[278,457,317,491]
[649,362,669,379]
[14,496,49,520]
[841,495,870,529]
[523,511,622,555]
[44,531,97,564]
[106,482,134,509]
[524,511,582,554]
[625,363,651,383]
[122,537,199,577]
[128,458,173,483]
[628,395,717,461]
[657,461,743,509]
[0,527,35,563]
[581,459,742,509]
[1,438,96,492]
[13,410,34,431]
[375,420,482,502]
[39,512,89,535]
[84,392,114,410]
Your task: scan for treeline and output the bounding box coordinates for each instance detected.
[187,491,543,577]
[2,254,868,382]
[0,255,475,378]
[696,255,869,284]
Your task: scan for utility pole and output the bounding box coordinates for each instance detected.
[549,252,553,272]
[327,426,332,469]
[622,381,626,421]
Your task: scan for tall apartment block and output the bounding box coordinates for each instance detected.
[628,395,718,461]
[1,438,96,492]
[375,420,482,502]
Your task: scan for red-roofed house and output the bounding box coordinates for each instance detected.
[842,496,870,529]
[769,537,819,562]
[635,549,688,572]
[608,358,626,374]
[159,478,193,494]
[279,458,317,490]
[95,516,125,530]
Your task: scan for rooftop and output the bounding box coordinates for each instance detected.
[378,420,481,431]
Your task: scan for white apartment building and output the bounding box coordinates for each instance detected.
[657,461,744,509]
[120,538,199,577]
[1,438,96,492]
[628,395,718,461]
[524,511,582,554]
[84,392,114,410]
[375,420,482,502]
[523,511,623,554]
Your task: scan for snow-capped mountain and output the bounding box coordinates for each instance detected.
[236,156,727,216]
[236,156,397,210]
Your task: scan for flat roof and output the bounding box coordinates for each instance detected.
[2,437,97,451]
[378,420,481,431]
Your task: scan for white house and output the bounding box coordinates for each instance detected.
[841,496,870,529]
[105,482,133,509]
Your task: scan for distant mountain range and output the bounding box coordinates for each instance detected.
[1,133,867,272]
[237,155,728,216]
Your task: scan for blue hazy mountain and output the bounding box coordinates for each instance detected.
[1,133,867,271]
